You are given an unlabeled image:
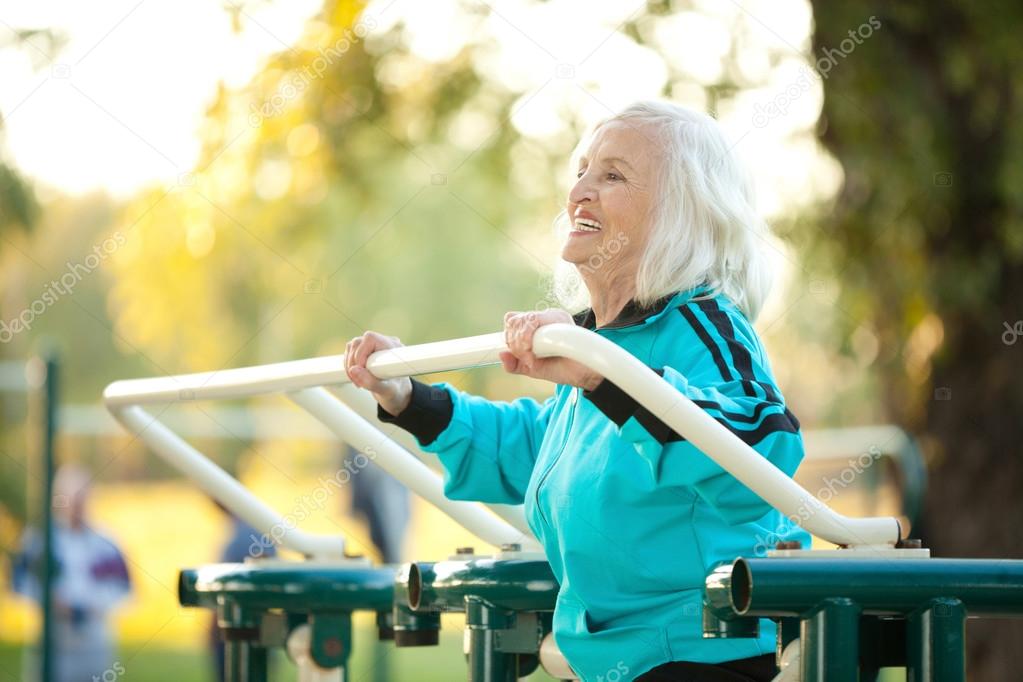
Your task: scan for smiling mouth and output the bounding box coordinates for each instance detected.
[572,217,602,233]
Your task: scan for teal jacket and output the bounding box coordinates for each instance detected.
[380,284,810,681]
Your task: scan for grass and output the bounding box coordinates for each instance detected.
[0,625,558,682]
[0,637,910,681]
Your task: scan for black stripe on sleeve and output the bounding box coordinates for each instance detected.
[691,399,799,431]
[679,305,734,383]
[689,299,785,406]
[695,299,757,398]
[376,378,454,446]
[582,357,802,443]
[692,398,773,424]
[758,381,782,404]
[635,406,800,447]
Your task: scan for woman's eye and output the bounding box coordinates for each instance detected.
[575,169,623,181]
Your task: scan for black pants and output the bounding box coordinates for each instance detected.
[634,653,777,682]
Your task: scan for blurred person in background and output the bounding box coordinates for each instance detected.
[343,443,410,564]
[345,100,809,681]
[11,463,131,682]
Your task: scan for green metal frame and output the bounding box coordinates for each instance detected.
[178,556,565,682]
[401,556,560,682]
[179,562,398,681]
[40,353,58,682]
[704,556,1023,682]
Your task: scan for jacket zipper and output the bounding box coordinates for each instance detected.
[534,386,581,529]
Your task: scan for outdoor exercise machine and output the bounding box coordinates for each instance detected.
[104,324,1023,681]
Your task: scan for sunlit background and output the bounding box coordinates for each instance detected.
[2,0,1020,679]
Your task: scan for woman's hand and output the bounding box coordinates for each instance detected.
[501,309,603,390]
[345,332,413,417]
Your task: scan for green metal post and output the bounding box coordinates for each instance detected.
[907,598,966,682]
[465,596,518,682]
[858,616,907,681]
[801,598,861,682]
[40,353,58,682]
[224,640,268,682]
[401,558,555,680]
[218,601,267,682]
[776,617,800,662]
[374,610,393,682]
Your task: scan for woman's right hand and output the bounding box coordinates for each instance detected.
[345,331,413,417]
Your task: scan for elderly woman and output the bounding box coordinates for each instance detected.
[345,100,809,682]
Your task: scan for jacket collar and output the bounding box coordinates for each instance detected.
[572,282,712,331]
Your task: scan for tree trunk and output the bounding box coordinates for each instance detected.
[808,2,1023,677]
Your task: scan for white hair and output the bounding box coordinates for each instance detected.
[550,100,774,321]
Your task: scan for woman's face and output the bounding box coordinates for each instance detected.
[562,120,658,276]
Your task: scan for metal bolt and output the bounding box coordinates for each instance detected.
[774,541,801,550]
[323,637,343,657]
[896,538,923,549]
[500,543,521,552]
[455,546,475,555]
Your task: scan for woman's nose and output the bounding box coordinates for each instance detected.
[568,174,597,205]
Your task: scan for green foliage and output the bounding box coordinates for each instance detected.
[0,163,37,232]
[0,27,65,237]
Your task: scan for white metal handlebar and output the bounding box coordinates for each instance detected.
[103,324,900,553]
[112,404,346,558]
[102,331,532,558]
[530,325,900,548]
[102,333,507,407]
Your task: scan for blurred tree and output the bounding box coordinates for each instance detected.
[0,28,64,236]
[807,1,1023,676]
[0,162,36,234]
[0,28,65,534]
[106,0,830,397]
[108,0,554,384]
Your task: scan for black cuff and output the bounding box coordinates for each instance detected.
[583,378,639,426]
[377,379,454,446]
[585,368,683,444]
[634,405,685,444]
[634,368,685,444]
[583,368,666,427]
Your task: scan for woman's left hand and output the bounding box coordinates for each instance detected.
[500,309,603,390]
